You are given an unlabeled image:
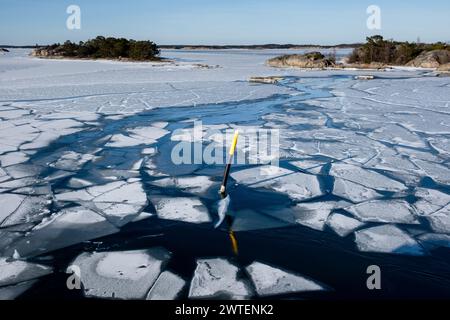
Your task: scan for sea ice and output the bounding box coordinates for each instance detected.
[330,163,407,192]
[333,178,381,203]
[412,159,450,185]
[413,188,450,215]
[292,201,350,231]
[106,125,169,148]
[354,225,425,255]
[0,280,36,300]
[146,271,186,300]
[153,197,211,224]
[425,205,450,234]
[417,233,450,250]
[150,176,216,194]
[69,248,171,299]
[326,213,365,237]
[0,195,50,227]
[0,152,29,167]
[346,200,418,224]
[7,206,119,257]
[50,151,97,171]
[231,165,323,201]
[0,258,52,287]
[188,258,252,299]
[0,193,25,224]
[246,262,328,297]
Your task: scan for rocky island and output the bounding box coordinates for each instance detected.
[31,36,161,61]
[267,36,450,72]
[267,51,336,69]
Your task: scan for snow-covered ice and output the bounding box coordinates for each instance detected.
[326,213,365,237]
[150,176,216,194]
[146,271,186,300]
[246,262,328,297]
[425,204,450,234]
[354,225,425,255]
[153,197,211,224]
[7,206,119,257]
[189,258,252,299]
[292,201,350,231]
[231,165,323,201]
[345,200,418,224]
[69,248,171,299]
[333,178,381,203]
[0,258,52,287]
[330,164,407,193]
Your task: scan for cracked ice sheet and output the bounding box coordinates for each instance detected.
[425,204,450,234]
[5,206,119,258]
[231,166,323,201]
[189,258,252,300]
[417,233,450,250]
[55,181,147,226]
[326,213,366,237]
[246,262,329,297]
[411,159,450,185]
[345,200,419,224]
[0,193,50,228]
[291,201,351,231]
[146,271,186,300]
[0,258,52,287]
[330,163,407,193]
[153,197,211,224]
[150,176,216,195]
[414,188,450,216]
[106,125,169,148]
[69,248,171,300]
[333,178,381,203]
[355,225,425,256]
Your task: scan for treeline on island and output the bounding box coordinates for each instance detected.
[348,35,450,66]
[32,36,160,61]
[267,35,450,70]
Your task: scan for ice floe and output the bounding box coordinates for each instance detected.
[150,176,216,194]
[326,213,365,237]
[330,163,407,192]
[354,225,425,255]
[413,188,450,215]
[292,201,350,231]
[69,248,171,299]
[425,204,450,234]
[0,280,37,300]
[106,125,169,148]
[346,200,418,224]
[0,258,52,287]
[246,262,328,297]
[231,165,323,201]
[417,233,450,250]
[333,178,381,203]
[153,197,211,224]
[146,271,186,300]
[189,258,252,299]
[7,206,119,257]
[50,151,98,171]
[0,194,50,227]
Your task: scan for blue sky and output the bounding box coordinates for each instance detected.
[1,0,449,45]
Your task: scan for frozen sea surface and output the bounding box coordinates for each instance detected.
[1,49,450,299]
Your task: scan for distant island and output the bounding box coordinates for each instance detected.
[267,36,450,71]
[31,36,161,61]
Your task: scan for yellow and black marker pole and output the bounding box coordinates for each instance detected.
[218,130,240,255]
[220,130,239,195]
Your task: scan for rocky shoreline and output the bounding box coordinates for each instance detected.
[266,49,450,74]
